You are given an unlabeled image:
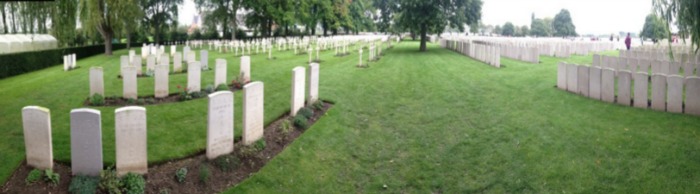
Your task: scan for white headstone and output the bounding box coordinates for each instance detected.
[215,59,227,86]
[122,66,138,99]
[173,52,182,73]
[557,62,567,90]
[200,50,209,70]
[90,67,104,96]
[187,62,202,92]
[290,67,306,116]
[686,77,700,116]
[667,75,684,113]
[240,56,251,82]
[651,74,667,111]
[243,82,264,145]
[308,63,320,104]
[207,91,234,159]
[22,106,53,170]
[155,65,169,98]
[115,106,147,176]
[633,72,649,108]
[589,66,602,100]
[131,56,142,75]
[601,68,616,103]
[70,108,103,176]
[617,70,632,106]
[146,55,156,72]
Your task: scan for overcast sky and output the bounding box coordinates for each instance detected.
[482,0,653,35]
[178,0,654,35]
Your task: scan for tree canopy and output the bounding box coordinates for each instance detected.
[654,0,700,52]
[640,14,668,43]
[552,9,576,37]
[394,0,482,51]
[501,22,514,36]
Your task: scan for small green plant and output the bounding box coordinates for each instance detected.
[190,91,203,98]
[44,169,60,185]
[144,70,154,77]
[198,164,210,184]
[175,167,188,183]
[145,98,155,104]
[204,84,215,94]
[25,169,42,185]
[90,93,105,106]
[231,72,248,89]
[121,173,145,194]
[99,167,122,194]
[279,119,292,135]
[126,98,136,104]
[69,175,100,194]
[293,114,309,130]
[298,107,314,119]
[136,99,145,105]
[216,84,229,91]
[254,139,266,151]
[159,188,170,194]
[213,155,240,172]
[176,85,191,101]
[312,100,324,111]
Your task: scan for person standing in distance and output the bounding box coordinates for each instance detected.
[624,33,632,50]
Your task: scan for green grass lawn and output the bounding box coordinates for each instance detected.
[1,41,700,193]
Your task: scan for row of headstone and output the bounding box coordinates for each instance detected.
[557,62,700,116]
[22,81,268,176]
[441,39,500,68]
[499,45,539,63]
[438,34,614,58]
[290,63,320,116]
[63,54,76,71]
[624,46,700,63]
[592,54,699,77]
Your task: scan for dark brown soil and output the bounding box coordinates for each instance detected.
[0,102,333,194]
[83,84,246,107]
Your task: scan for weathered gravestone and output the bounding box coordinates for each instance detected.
[617,70,632,106]
[633,72,649,108]
[122,66,138,99]
[187,62,202,93]
[173,52,182,73]
[684,63,695,77]
[566,63,578,93]
[290,67,306,116]
[592,55,601,67]
[578,65,589,96]
[243,82,264,145]
[308,63,320,104]
[90,67,104,96]
[22,106,53,170]
[589,66,602,100]
[215,59,227,87]
[686,77,700,116]
[207,91,234,159]
[200,50,209,70]
[601,68,616,103]
[667,75,684,113]
[651,74,667,111]
[669,62,681,75]
[115,106,147,176]
[131,56,142,75]
[147,55,156,72]
[240,56,251,82]
[120,56,129,76]
[70,108,102,176]
[557,62,567,90]
[155,65,169,98]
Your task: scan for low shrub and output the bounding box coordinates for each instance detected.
[312,100,324,111]
[216,84,229,91]
[25,169,42,185]
[98,167,122,194]
[198,164,210,184]
[298,107,314,119]
[254,139,266,151]
[293,114,308,130]
[44,169,60,185]
[213,155,240,172]
[90,93,105,106]
[121,173,145,194]
[204,84,215,94]
[175,167,188,183]
[69,175,100,194]
[279,119,292,135]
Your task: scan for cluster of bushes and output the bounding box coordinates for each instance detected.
[293,100,325,130]
[0,44,128,79]
[25,169,60,186]
[67,167,145,194]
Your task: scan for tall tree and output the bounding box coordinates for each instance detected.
[640,13,668,43]
[373,0,394,33]
[51,0,78,46]
[141,0,182,43]
[195,0,242,40]
[653,0,700,52]
[552,9,577,37]
[349,0,374,34]
[394,0,482,51]
[115,0,143,48]
[502,22,514,36]
[80,0,138,55]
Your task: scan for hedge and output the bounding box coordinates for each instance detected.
[0,43,128,79]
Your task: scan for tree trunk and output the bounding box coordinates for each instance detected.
[1,3,6,34]
[10,3,16,33]
[127,33,131,49]
[104,32,113,55]
[419,24,427,52]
